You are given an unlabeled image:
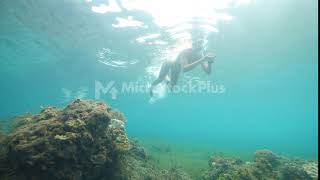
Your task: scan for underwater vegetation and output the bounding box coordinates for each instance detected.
[0,99,318,180]
[0,99,190,180]
[202,149,318,180]
[0,126,5,143]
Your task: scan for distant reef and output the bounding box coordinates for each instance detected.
[0,99,318,180]
[202,149,318,180]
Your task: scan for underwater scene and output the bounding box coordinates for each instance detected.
[0,0,318,179]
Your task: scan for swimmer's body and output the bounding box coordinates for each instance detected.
[150,40,216,96]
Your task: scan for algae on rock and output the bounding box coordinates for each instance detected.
[203,150,318,180]
[0,99,192,180]
[112,140,193,180]
[0,99,130,180]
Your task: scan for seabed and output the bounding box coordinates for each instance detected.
[0,99,318,180]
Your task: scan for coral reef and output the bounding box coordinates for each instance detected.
[0,99,192,180]
[203,150,318,180]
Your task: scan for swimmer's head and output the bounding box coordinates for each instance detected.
[192,39,205,50]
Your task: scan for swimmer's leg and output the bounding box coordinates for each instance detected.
[152,62,171,86]
[168,63,181,90]
[150,62,171,96]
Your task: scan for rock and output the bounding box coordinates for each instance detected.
[129,140,148,160]
[0,128,5,144]
[254,149,280,167]
[0,99,130,180]
[113,140,192,180]
[205,155,244,179]
[280,162,312,180]
[303,161,318,179]
[250,157,278,179]
[0,99,192,180]
[203,150,318,180]
[209,155,243,168]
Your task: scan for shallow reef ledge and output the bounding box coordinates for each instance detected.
[0,99,190,180]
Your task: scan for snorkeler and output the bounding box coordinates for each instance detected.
[150,39,216,97]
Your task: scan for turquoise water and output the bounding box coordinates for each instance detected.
[0,0,318,160]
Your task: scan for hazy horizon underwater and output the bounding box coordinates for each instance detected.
[0,0,318,179]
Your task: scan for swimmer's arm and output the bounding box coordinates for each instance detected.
[182,56,208,72]
[201,55,215,74]
[201,61,212,74]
